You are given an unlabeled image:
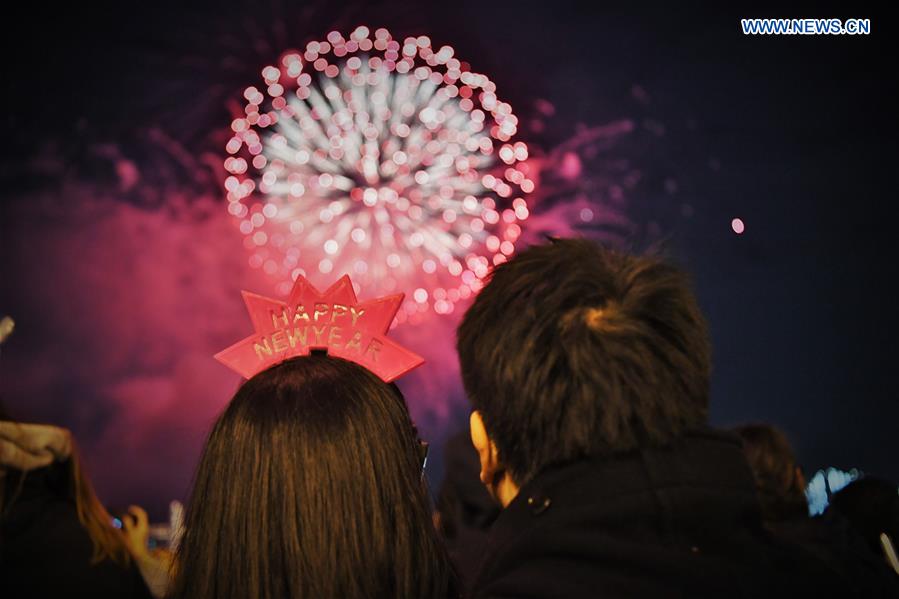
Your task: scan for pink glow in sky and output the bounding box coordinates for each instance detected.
[0,56,639,516]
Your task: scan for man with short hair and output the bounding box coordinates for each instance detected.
[457,238,845,597]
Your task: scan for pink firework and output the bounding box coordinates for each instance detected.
[224,26,533,323]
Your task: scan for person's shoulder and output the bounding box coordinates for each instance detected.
[466,460,645,597]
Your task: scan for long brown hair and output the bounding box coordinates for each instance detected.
[169,355,455,599]
[69,442,133,565]
[0,410,130,566]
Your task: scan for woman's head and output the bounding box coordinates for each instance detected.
[171,355,453,599]
[0,404,130,567]
[734,423,808,522]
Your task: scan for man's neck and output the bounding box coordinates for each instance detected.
[496,472,521,508]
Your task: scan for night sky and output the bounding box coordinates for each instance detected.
[1,1,895,518]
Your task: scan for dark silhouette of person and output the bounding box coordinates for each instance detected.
[456,238,852,598]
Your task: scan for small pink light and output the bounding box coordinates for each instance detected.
[262,66,280,82]
[731,218,745,234]
[226,138,242,154]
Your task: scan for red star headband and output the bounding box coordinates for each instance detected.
[215,275,424,382]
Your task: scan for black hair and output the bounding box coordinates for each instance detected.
[457,238,711,483]
[733,423,808,521]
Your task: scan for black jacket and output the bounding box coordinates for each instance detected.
[438,429,503,589]
[469,429,853,598]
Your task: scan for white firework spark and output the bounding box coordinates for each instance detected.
[224,26,533,323]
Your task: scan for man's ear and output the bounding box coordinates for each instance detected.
[470,411,501,485]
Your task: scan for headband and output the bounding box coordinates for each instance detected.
[215,275,424,382]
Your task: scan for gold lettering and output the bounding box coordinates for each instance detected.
[330,304,348,324]
[364,338,382,362]
[253,338,273,359]
[344,331,363,353]
[313,303,330,322]
[312,325,327,346]
[328,326,344,349]
[293,306,310,323]
[287,327,308,348]
[271,331,288,352]
[271,308,290,330]
[349,306,365,326]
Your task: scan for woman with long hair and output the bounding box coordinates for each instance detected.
[168,355,456,599]
[0,414,152,598]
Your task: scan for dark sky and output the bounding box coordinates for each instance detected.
[1,0,896,512]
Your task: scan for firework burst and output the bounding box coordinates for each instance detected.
[224,26,533,323]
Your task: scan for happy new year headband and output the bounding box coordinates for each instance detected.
[215,275,424,382]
